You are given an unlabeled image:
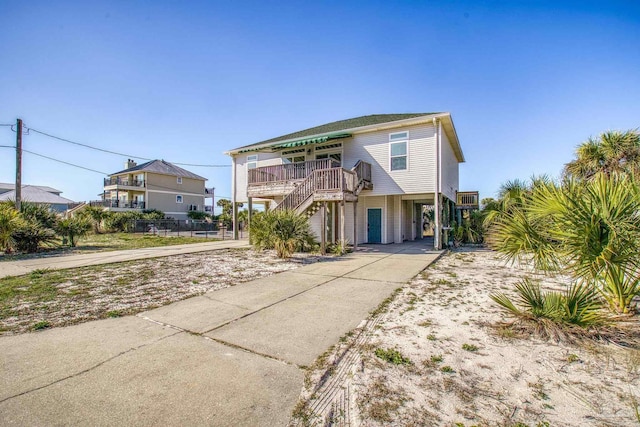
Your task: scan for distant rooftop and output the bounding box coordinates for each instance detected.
[0,185,74,204]
[0,183,62,194]
[111,160,206,181]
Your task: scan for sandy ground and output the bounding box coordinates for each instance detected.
[1,248,327,335]
[294,247,640,427]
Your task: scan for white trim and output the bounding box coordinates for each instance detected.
[146,189,205,197]
[177,177,183,184]
[176,195,183,204]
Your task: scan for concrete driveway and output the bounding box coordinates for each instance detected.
[0,240,442,426]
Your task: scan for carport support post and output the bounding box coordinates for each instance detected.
[320,202,327,255]
[353,200,358,250]
[247,197,253,243]
[340,200,345,248]
[232,202,239,240]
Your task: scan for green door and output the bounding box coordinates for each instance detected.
[367,208,382,243]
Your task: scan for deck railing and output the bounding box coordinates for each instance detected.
[248,159,340,184]
[352,160,372,184]
[456,191,479,207]
[104,177,145,187]
[276,168,358,212]
[90,200,146,209]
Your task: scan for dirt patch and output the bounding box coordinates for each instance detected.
[1,248,328,335]
[293,247,640,426]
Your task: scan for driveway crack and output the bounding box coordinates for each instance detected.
[0,330,183,404]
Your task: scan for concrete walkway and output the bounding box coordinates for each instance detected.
[0,240,442,426]
[0,239,249,279]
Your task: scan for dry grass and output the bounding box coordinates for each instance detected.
[0,248,326,335]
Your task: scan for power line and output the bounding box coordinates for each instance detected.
[0,145,108,175]
[26,126,230,167]
[0,124,13,127]
[23,149,109,175]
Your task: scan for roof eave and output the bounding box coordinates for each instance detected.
[226,113,448,155]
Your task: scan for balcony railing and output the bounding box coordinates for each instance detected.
[104,177,146,187]
[91,200,146,209]
[456,191,479,208]
[248,159,340,184]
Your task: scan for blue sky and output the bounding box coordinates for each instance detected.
[1,1,639,212]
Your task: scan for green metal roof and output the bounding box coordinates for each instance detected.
[232,113,438,153]
[239,133,352,153]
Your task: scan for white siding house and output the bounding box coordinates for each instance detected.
[226,113,466,249]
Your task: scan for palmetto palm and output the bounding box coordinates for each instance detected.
[564,130,640,180]
[488,173,640,314]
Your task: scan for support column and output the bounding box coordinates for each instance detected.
[321,202,327,254]
[232,202,239,240]
[247,197,253,243]
[353,200,358,250]
[340,200,345,246]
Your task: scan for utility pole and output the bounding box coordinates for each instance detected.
[15,118,22,211]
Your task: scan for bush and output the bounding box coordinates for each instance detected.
[187,211,210,220]
[491,279,605,339]
[249,210,318,258]
[56,216,91,247]
[102,211,142,232]
[0,204,24,253]
[12,220,58,253]
[77,206,108,233]
[141,209,165,220]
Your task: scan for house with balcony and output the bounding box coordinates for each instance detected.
[226,112,476,249]
[99,159,210,220]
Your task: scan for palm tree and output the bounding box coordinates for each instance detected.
[487,173,640,314]
[0,204,25,254]
[564,129,640,180]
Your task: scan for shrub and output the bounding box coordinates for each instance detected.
[491,279,605,339]
[56,216,91,247]
[77,206,108,233]
[249,210,317,258]
[103,211,142,232]
[141,209,165,220]
[187,211,210,220]
[12,219,58,253]
[0,204,24,253]
[487,173,640,314]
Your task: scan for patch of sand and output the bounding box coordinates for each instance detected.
[1,248,328,335]
[293,247,640,427]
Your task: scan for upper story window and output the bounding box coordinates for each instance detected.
[177,177,183,184]
[247,154,258,169]
[389,131,408,171]
[282,148,305,164]
[176,195,183,203]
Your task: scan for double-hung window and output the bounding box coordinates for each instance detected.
[390,132,408,171]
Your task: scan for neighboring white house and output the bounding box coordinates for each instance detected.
[226,113,476,249]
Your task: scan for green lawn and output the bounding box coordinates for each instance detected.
[0,233,216,262]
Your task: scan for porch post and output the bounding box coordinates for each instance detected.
[340,200,345,246]
[353,200,358,250]
[232,202,239,240]
[247,197,253,243]
[321,202,327,254]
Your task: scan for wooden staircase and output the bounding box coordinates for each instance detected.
[275,161,372,215]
